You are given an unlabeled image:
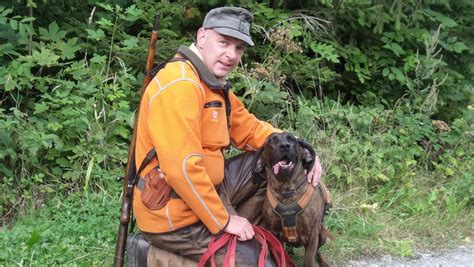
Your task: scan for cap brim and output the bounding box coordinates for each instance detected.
[213,27,254,46]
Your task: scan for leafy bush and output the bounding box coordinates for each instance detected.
[0,1,472,263]
[0,3,139,217]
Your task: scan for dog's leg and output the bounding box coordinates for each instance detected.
[316,251,330,267]
[315,227,332,267]
[303,230,319,267]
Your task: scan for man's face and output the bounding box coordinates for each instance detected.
[196,28,247,79]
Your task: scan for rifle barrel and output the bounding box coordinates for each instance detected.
[113,13,160,267]
[142,14,160,93]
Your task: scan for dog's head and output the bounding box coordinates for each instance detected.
[255,132,315,182]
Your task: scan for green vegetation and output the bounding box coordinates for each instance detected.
[1,0,472,265]
[0,193,118,265]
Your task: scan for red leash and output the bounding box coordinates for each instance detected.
[198,225,295,267]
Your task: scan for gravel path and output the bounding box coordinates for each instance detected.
[341,244,474,267]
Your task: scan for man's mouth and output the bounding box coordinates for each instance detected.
[272,158,294,175]
[219,61,233,68]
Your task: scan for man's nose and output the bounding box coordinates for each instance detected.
[225,47,238,59]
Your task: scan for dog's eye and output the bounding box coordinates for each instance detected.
[287,135,297,142]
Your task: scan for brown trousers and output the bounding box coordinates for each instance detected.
[143,151,275,266]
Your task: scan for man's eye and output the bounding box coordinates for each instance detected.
[219,40,228,45]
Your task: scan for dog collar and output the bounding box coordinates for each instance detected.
[270,174,308,198]
[266,183,314,244]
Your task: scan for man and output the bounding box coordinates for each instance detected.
[132,7,323,264]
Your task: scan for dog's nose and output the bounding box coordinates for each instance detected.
[279,143,290,151]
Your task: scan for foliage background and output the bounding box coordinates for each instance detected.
[0,0,472,265]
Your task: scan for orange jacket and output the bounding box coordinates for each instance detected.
[133,46,278,234]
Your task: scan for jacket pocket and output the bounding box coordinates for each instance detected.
[204,100,222,108]
[201,105,228,146]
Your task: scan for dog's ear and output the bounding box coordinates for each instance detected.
[254,158,264,173]
[298,139,316,171]
[302,147,314,164]
[251,147,267,185]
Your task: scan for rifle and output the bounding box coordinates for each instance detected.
[113,13,160,267]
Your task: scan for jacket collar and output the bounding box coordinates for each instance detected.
[177,45,230,90]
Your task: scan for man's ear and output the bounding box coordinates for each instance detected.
[196,28,207,49]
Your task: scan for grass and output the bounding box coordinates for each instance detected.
[1,181,471,266]
[322,187,473,265]
[0,192,120,265]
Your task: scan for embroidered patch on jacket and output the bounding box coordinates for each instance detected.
[211,110,219,122]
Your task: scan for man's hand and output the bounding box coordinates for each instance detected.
[224,215,254,241]
[307,154,323,187]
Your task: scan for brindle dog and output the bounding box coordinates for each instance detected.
[258,132,331,267]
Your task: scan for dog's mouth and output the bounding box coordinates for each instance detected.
[272,156,295,175]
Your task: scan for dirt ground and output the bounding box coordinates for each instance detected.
[340,244,474,267]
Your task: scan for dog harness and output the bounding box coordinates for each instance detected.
[266,181,315,244]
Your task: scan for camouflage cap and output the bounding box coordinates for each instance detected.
[202,7,254,46]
